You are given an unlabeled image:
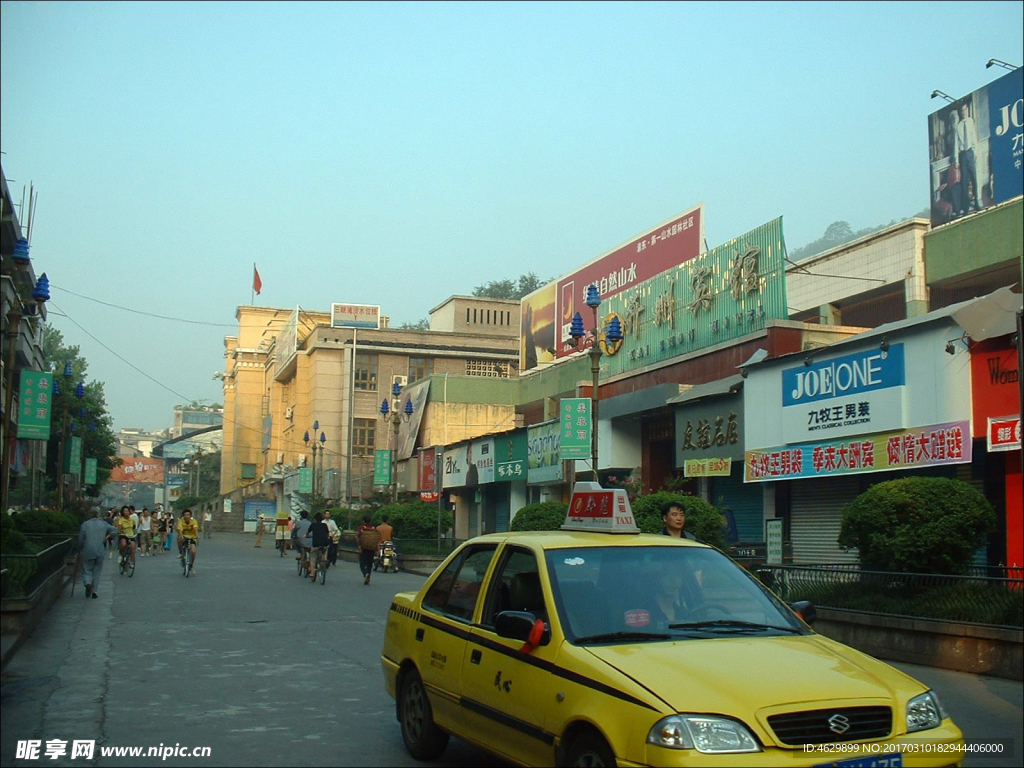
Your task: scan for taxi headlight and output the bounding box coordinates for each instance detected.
[906,691,945,733]
[646,715,760,753]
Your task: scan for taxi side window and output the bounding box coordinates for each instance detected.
[423,545,497,622]
[482,548,547,627]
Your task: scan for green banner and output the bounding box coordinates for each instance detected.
[495,430,528,482]
[373,450,392,487]
[84,458,98,485]
[298,467,313,493]
[66,436,83,478]
[559,398,592,460]
[16,370,53,440]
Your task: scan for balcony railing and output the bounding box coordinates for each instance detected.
[0,538,75,601]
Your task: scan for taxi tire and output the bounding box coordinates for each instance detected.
[399,669,449,760]
[564,731,616,768]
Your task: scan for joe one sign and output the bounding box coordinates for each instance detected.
[782,344,905,444]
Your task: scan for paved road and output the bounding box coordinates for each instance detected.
[1,534,1021,767]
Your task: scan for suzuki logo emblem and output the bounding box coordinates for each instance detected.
[828,714,851,734]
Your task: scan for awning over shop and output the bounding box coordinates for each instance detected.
[600,383,685,420]
[666,374,744,406]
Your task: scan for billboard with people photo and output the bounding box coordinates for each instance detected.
[928,68,1023,227]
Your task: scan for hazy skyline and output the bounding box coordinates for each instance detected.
[2,1,1021,431]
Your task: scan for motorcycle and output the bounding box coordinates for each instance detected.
[374,540,398,573]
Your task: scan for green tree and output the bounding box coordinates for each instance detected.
[472,272,551,300]
[8,327,118,508]
[838,477,995,574]
[398,318,431,330]
[509,501,568,531]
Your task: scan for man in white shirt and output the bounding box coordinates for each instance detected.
[954,101,981,215]
[323,510,340,566]
[203,509,213,539]
[138,508,153,555]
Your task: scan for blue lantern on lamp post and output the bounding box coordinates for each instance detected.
[567,285,624,482]
[380,380,414,503]
[304,420,327,510]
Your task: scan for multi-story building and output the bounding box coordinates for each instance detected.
[218,297,520,519]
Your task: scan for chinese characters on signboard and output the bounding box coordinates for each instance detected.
[84,458,98,486]
[331,303,381,329]
[16,370,52,440]
[495,430,528,481]
[373,450,391,487]
[559,398,592,460]
[745,421,971,482]
[298,467,313,493]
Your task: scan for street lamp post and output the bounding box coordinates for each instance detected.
[567,285,624,483]
[55,372,84,512]
[380,381,414,504]
[304,422,326,512]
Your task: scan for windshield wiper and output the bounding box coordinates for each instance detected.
[573,631,673,644]
[667,619,801,633]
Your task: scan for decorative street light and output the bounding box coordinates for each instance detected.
[567,284,624,482]
[380,381,414,503]
[304,420,327,511]
[56,375,85,511]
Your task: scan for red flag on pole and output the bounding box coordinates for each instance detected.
[253,264,262,296]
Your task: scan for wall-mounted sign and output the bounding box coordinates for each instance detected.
[419,447,437,492]
[593,218,788,380]
[373,450,391,487]
[988,416,1022,452]
[65,437,83,478]
[442,442,468,489]
[298,467,313,493]
[331,303,381,329]
[84,458,98,486]
[495,430,528,482]
[274,307,300,378]
[675,398,744,466]
[395,379,430,461]
[559,398,592,460]
[782,343,906,444]
[970,341,1020,439]
[527,420,563,484]
[765,519,784,565]
[16,370,52,440]
[684,458,732,477]
[745,420,971,482]
[244,499,276,522]
[466,437,495,486]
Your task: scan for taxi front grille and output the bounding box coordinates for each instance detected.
[767,706,892,746]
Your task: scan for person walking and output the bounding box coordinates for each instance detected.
[79,509,117,599]
[255,513,265,547]
[139,508,153,556]
[154,512,167,554]
[164,511,175,552]
[357,515,380,585]
[202,508,213,539]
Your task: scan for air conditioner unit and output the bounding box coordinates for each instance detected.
[392,374,408,390]
[276,452,285,464]
[284,407,294,420]
[298,455,307,467]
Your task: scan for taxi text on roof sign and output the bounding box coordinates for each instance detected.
[562,482,639,534]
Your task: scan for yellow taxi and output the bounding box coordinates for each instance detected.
[381,483,964,767]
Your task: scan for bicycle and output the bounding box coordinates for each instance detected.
[180,540,195,577]
[313,548,327,585]
[118,544,136,578]
[297,547,309,577]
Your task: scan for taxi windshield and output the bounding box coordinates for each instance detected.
[546,546,807,644]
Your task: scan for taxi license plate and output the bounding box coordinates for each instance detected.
[814,755,902,768]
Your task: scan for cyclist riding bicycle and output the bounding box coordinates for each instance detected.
[177,509,201,573]
[307,512,330,581]
[293,510,312,571]
[115,505,137,563]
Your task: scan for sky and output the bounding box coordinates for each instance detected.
[1,1,1022,431]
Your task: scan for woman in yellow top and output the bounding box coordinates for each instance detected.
[116,506,137,562]
[177,509,201,573]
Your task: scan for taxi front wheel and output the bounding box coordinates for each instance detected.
[564,731,616,768]
[399,669,449,760]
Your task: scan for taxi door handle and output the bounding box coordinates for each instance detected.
[415,628,424,642]
[470,649,482,665]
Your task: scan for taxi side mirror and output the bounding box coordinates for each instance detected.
[790,600,816,625]
[495,611,551,647]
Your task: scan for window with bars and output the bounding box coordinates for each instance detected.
[355,353,378,391]
[409,356,434,383]
[466,359,509,377]
[353,418,377,456]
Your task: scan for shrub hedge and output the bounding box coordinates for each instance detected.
[509,502,569,532]
[631,492,727,549]
[838,477,995,574]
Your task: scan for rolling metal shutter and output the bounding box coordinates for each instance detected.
[790,477,860,564]
[713,474,764,542]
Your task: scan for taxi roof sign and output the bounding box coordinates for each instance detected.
[562,481,639,534]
